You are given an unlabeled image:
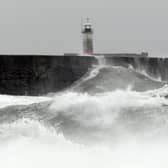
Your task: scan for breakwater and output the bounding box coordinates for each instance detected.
[0,55,168,95]
[0,55,96,95]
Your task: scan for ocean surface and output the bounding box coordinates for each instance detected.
[1,56,168,168]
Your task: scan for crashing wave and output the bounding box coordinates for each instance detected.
[0,55,168,168]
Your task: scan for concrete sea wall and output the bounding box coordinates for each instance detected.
[0,55,97,95]
[0,55,168,95]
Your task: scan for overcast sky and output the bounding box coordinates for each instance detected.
[0,0,168,56]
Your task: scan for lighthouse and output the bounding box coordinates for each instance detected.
[82,18,94,55]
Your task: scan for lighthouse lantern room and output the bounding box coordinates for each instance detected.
[82,18,94,55]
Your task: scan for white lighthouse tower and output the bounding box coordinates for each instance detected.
[81,18,94,55]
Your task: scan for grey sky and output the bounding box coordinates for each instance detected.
[0,0,168,56]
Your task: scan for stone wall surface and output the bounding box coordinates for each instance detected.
[0,55,168,95]
[0,55,97,95]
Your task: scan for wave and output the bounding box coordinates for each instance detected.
[70,55,167,94]
[0,89,167,167]
[48,89,168,144]
[0,86,168,144]
[0,94,51,108]
[73,66,164,94]
[0,84,168,144]
[1,56,168,168]
[128,64,163,82]
[0,118,168,168]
